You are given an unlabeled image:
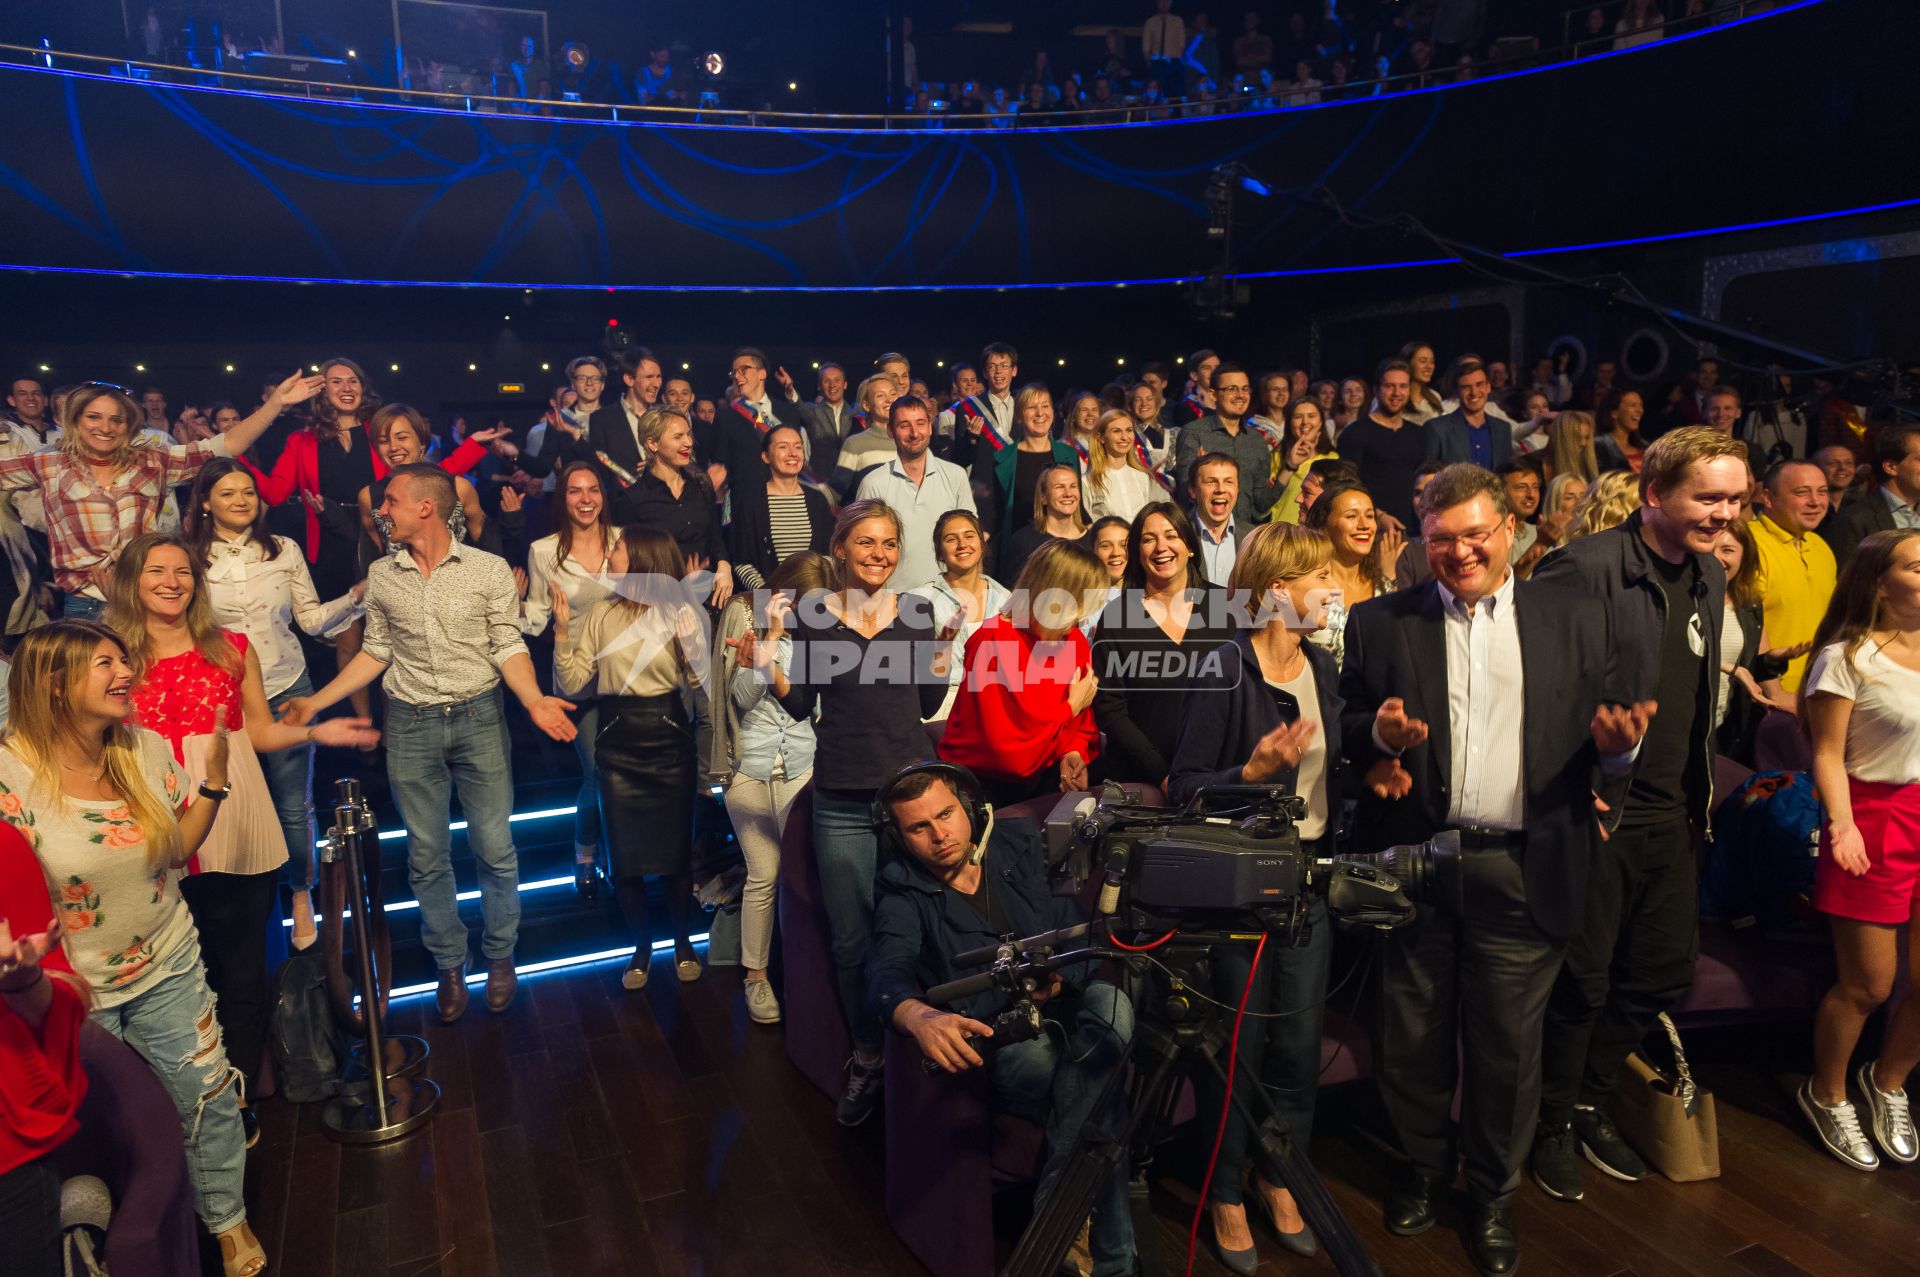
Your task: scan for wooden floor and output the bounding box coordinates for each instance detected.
[235,953,1920,1277]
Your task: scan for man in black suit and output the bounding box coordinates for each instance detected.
[582,346,664,481]
[709,347,803,502]
[1823,422,1920,564]
[1340,464,1649,1277]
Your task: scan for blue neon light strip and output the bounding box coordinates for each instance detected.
[0,3,1819,139]
[386,935,712,999]
[5,192,1914,295]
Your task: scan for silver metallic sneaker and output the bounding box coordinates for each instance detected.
[744,978,782,1025]
[1798,1080,1880,1171]
[1855,1061,1918,1165]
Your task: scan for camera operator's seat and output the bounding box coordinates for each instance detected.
[775,784,856,1099]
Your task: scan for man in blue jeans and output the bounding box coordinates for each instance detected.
[869,764,1137,1277]
[283,464,577,1021]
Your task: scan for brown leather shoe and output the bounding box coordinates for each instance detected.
[484,957,517,1013]
[436,963,469,1023]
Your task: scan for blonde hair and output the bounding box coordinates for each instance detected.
[104,533,243,679]
[58,385,144,470]
[1544,472,1587,521]
[1547,411,1599,483]
[1010,539,1109,633]
[1029,463,1088,532]
[1014,383,1055,439]
[1640,425,1752,501]
[4,622,183,871]
[1229,522,1332,597]
[1565,470,1642,542]
[1084,409,1148,495]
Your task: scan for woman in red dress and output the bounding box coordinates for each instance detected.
[105,533,376,1135]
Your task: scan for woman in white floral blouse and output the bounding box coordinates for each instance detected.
[0,621,268,1277]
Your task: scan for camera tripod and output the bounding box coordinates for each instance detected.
[998,933,1381,1277]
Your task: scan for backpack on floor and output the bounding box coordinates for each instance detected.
[269,945,348,1103]
[1700,770,1822,930]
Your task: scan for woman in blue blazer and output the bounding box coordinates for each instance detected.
[1167,521,1349,1274]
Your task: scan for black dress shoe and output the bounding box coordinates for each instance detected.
[573,859,601,899]
[1384,1168,1440,1236]
[1467,1199,1519,1276]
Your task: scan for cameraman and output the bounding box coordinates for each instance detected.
[868,763,1137,1277]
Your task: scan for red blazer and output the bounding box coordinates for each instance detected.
[0,820,87,1176]
[245,430,490,562]
[938,614,1101,782]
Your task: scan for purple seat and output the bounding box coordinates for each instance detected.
[1671,922,1832,1026]
[52,1020,200,1277]
[775,784,855,1100]
[1752,708,1812,773]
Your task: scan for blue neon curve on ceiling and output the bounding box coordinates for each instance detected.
[1,194,1913,294]
[0,1,1821,140]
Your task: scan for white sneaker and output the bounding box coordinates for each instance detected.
[1856,1061,1918,1165]
[744,978,782,1025]
[1798,1080,1879,1171]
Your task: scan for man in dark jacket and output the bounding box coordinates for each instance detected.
[1822,422,1920,565]
[1340,464,1648,1277]
[1424,358,1513,471]
[1529,427,1739,1206]
[868,765,1136,1277]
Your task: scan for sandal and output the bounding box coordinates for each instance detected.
[218,1222,268,1277]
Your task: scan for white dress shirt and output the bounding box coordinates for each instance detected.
[856,455,977,592]
[204,532,363,698]
[1439,571,1527,830]
[520,528,622,636]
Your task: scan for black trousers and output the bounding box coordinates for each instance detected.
[0,1156,61,1277]
[179,868,280,1089]
[1539,814,1699,1124]
[1377,841,1564,1204]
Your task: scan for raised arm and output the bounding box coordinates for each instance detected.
[223,369,326,459]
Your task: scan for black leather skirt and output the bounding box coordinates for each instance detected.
[595,693,694,881]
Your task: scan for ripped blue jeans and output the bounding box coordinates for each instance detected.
[90,934,249,1234]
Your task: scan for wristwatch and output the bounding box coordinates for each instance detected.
[198,781,233,802]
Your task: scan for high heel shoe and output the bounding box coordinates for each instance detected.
[218,1221,268,1277]
[621,948,648,991]
[1247,1179,1318,1257]
[1207,1204,1259,1277]
[573,856,601,899]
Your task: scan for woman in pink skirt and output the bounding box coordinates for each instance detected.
[1799,528,1920,1172]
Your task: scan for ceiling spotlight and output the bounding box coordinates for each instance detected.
[390,363,400,372]
[468,363,478,371]
[811,361,820,369]
[935,360,945,368]
[1176,356,1186,364]
[224,364,235,372]
[134,363,146,372]
[681,362,691,370]
[787,82,798,92]
[310,364,320,372]
[346,49,356,58]
[541,362,551,371]
[703,51,725,77]
[1116,357,1126,366]
[503,315,511,321]
[37,363,49,372]
[1057,358,1066,366]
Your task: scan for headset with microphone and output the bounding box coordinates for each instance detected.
[869,760,995,863]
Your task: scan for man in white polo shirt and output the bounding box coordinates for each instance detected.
[857,395,976,591]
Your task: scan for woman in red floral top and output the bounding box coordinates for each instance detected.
[106,533,376,1139]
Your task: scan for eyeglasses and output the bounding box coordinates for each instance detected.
[78,381,134,396]
[1425,527,1502,554]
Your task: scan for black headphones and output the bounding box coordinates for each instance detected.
[869,760,990,857]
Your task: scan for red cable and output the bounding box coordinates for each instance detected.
[1108,927,1179,952]
[1184,932,1268,1277]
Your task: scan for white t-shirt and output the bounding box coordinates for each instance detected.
[1268,661,1328,840]
[1806,640,1920,785]
[0,730,195,1008]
